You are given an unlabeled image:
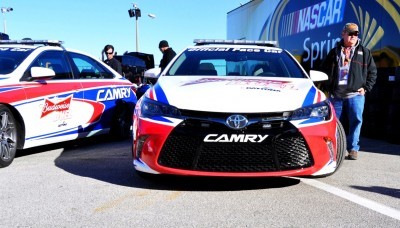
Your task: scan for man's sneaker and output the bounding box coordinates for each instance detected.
[346,150,358,160]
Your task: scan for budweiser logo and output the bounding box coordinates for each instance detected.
[41,96,72,118]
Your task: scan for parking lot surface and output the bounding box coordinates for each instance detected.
[1,136,399,227]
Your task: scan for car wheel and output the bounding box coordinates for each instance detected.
[0,105,18,168]
[311,120,346,178]
[110,100,133,140]
[335,120,346,170]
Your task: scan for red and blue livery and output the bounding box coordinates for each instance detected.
[132,39,346,178]
[0,40,137,167]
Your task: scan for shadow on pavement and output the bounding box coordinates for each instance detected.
[50,135,300,191]
[18,134,398,191]
[350,185,400,199]
[360,137,400,156]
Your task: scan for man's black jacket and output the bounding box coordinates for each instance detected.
[160,48,177,72]
[321,39,377,94]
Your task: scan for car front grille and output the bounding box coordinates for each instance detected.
[157,112,313,173]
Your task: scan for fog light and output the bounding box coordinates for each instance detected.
[324,137,334,160]
[135,135,148,158]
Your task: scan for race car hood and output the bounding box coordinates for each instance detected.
[148,76,326,113]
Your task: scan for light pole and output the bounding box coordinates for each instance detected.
[128,3,155,52]
[1,7,13,34]
[128,4,141,52]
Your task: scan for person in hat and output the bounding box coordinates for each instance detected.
[159,40,176,72]
[321,22,377,160]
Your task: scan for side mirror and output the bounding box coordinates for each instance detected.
[31,67,55,78]
[309,70,328,81]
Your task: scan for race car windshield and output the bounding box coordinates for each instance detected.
[0,48,34,74]
[165,47,307,78]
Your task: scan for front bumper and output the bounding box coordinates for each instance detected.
[133,110,338,177]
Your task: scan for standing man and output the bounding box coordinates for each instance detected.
[103,44,122,75]
[159,40,176,72]
[321,23,377,160]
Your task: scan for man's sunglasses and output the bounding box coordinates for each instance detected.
[106,52,113,55]
[347,31,359,36]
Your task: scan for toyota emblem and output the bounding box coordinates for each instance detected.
[226,115,248,129]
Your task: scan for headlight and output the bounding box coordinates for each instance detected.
[140,97,181,118]
[290,101,330,120]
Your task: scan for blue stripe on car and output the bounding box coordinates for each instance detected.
[300,118,322,125]
[26,128,79,140]
[154,84,169,104]
[151,116,173,123]
[0,86,23,92]
[302,86,316,107]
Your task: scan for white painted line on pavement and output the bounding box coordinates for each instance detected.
[296,177,400,221]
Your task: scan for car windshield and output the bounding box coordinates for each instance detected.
[0,47,34,74]
[165,46,307,78]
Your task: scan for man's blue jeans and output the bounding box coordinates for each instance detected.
[330,95,365,151]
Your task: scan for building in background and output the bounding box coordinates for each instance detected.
[227,0,400,143]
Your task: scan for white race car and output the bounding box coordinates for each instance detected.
[0,40,137,168]
[132,39,346,177]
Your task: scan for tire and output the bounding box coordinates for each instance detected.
[335,120,346,171]
[109,100,133,140]
[0,105,18,168]
[312,120,346,178]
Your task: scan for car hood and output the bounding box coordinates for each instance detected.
[148,76,326,113]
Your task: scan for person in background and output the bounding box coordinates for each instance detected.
[321,22,377,160]
[159,40,176,72]
[103,44,122,75]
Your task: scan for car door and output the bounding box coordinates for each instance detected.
[67,51,127,134]
[20,50,85,145]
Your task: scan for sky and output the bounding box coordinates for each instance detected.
[2,0,248,66]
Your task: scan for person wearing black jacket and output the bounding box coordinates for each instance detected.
[321,23,377,160]
[103,44,122,75]
[159,40,176,72]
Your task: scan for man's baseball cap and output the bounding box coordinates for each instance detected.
[159,40,169,48]
[343,23,359,33]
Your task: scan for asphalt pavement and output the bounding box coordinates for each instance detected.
[0,135,399,227]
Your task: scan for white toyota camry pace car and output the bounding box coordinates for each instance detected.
[0,40,137,168]
[132,39,346,178]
